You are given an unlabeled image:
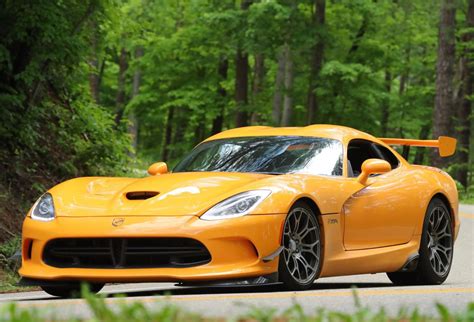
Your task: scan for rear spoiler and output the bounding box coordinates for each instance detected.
[379,136,457,157]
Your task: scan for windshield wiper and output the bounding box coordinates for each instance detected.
[255,171,284,175]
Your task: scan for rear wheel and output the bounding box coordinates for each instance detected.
[387,198,453,285]
[279,202,322,290]
[41,282,104,298]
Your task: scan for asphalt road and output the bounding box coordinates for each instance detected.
[1,205,473,319]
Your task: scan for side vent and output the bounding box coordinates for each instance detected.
[125,191,159,200]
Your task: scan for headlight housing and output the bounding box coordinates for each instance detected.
[31,193,55,221]
[200,190,271,221]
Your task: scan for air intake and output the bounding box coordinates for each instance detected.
[43,238,211,269]
[125,191,159,200]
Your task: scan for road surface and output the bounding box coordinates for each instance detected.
[1,205,473,319]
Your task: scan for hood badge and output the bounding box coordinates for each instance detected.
[112,218,125,227]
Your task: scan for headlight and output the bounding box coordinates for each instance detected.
[31,193,55,221]
[200,190,271,221]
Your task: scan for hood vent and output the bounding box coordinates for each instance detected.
[125,191,159,200]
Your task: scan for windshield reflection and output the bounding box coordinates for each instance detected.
[173,136,343,176]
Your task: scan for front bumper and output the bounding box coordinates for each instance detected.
[19,214,285,283]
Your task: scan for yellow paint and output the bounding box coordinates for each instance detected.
[379,136,457,157]
[19,125,460,284]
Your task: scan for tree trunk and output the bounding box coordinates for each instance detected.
[114,48,128,125]
[455,0,474,187]
[396,48,410,137]
[235,48,249,127]
[234,0,252,127]
[414,124,430,164]
[381,70,391,136]
[212,58,228,134]
[195,115,206,145]
[281,44,293,126]
[129,46,143,152]
[348,13,369,56]
[88,20,100,104]
[307,0,326,124]
[432,0,456,168]
[272,48,286,125]
[162,107,174,162]
[250,53,265,124]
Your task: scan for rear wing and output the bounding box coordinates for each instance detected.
[379,136,457,157]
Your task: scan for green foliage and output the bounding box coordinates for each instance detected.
[0,0,473,237]
[0,237,20,261]
[0,237,22,292]
[0,1,132,239]
[0,286,473,321]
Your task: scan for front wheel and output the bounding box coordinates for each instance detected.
[41,282,104,298]
[387,198,453,285]
[279,202,322,290]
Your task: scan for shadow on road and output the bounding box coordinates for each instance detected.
[16,282,394,302]
[110,282,393,298]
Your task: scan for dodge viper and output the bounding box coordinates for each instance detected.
[19,125,460,297]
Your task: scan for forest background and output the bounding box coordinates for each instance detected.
[0,0,473,242]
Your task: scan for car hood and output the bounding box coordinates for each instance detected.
[48,172,274,217]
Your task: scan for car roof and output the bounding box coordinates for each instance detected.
[205,124,378,144]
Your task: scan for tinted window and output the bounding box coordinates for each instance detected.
[373,144,400,169]
[174,136,343,176]
[347,139,400,177]
[347,140,376,177]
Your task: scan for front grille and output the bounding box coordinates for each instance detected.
[43,238,211,269]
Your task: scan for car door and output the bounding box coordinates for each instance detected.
[343,140,421,250]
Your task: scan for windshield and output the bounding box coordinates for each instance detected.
[173,136,343,176]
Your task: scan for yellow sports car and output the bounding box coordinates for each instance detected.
[19,125,459,297]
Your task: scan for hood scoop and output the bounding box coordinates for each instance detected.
[125,191,159,200]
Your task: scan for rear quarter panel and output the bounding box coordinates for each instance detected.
[409,165,459,240]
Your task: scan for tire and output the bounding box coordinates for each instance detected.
[279,201,322,290]
[41,282,104,298]
[387,198,454,285]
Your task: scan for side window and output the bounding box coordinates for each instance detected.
[347,140,400,178]
[373,144,400,169]
[347,140,379,177]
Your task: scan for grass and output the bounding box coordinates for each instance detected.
[0,237,20,292]
[0,269,21,293]
[0,285,473,321]
[457,181,474,205]
[460,193,474,205]
[0,237,37,293]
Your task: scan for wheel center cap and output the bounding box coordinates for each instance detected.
[289,239,297,252]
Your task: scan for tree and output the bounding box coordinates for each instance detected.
[455,0,474,187]
[211,57,229,134]
[235,0,253,127]
[129,46,144,151]
[307,0,325,125]
[272,49,286,125]
[88,20,101,104]
[0,0,131,239]
[2,0,473,239]
[115,48,129,125]
[433,0,456,168]
[281,43,294,126]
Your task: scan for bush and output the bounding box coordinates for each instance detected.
[0,285,473,321]
[0,101,132,241]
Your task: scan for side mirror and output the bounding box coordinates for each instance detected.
[147,162,168,176]
[357,159,391,185]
